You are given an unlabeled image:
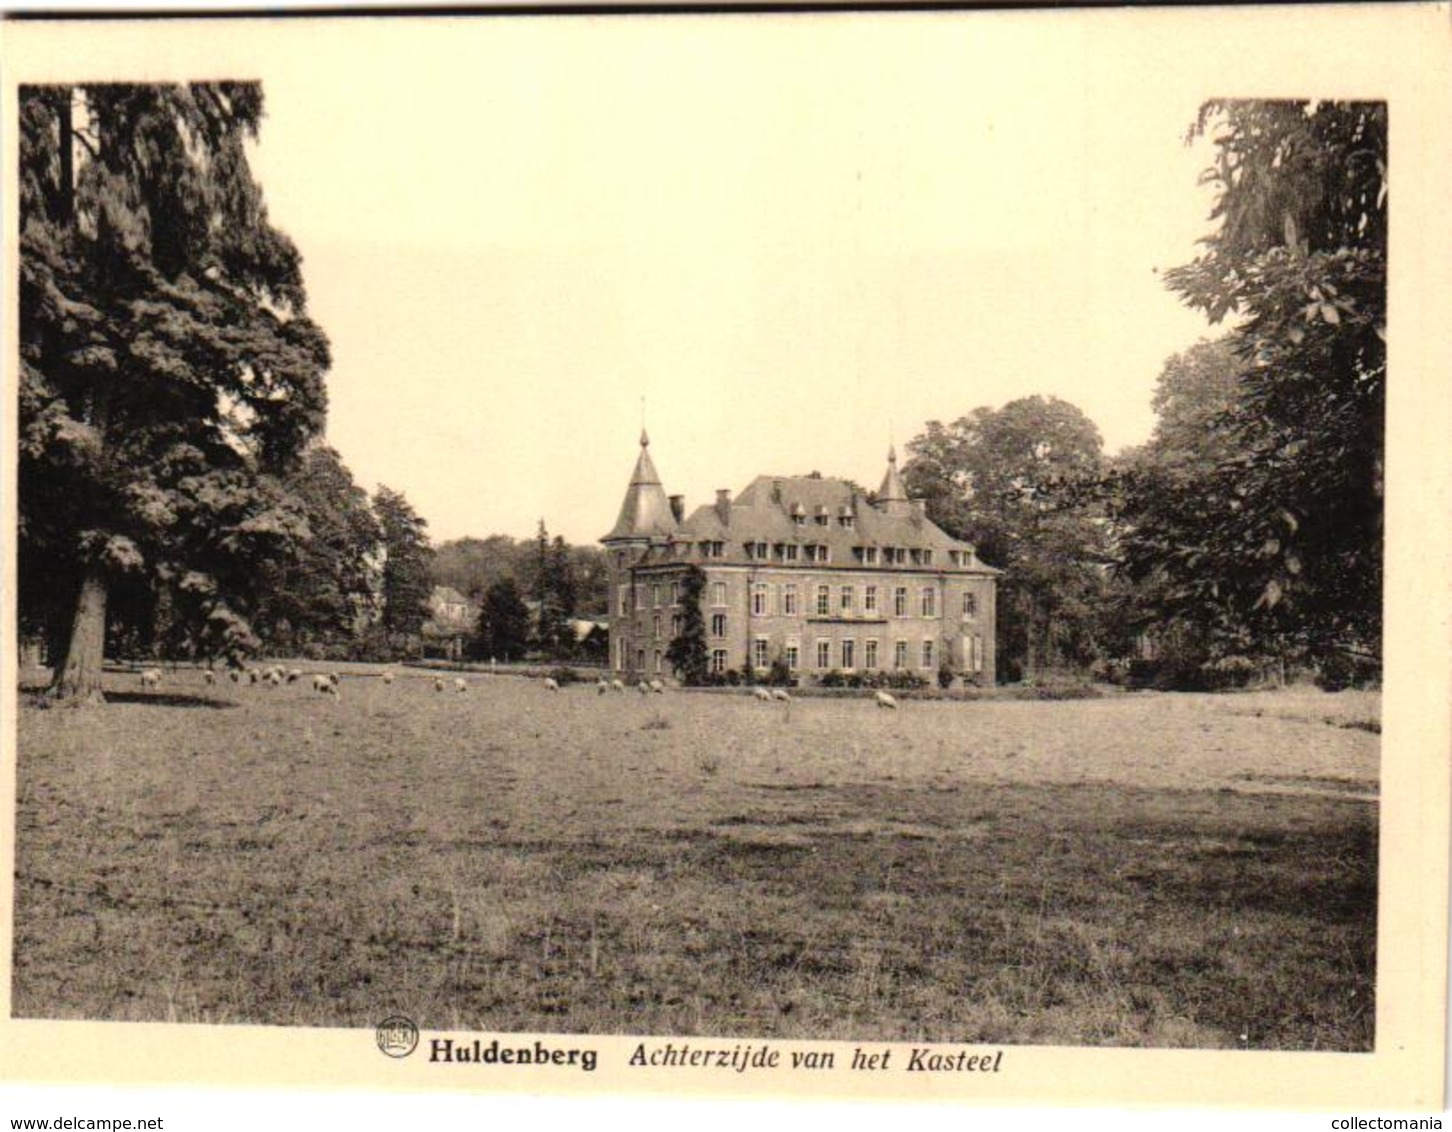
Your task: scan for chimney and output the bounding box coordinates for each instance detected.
[669,494,685,524]
[911,499,927,523]
[715,489,732,524]
[771,479,783,504]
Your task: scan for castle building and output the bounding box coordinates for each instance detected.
[601,432,998,684]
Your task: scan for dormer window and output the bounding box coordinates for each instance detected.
[863,547,879,565]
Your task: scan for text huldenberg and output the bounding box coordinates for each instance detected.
[429,1038,597,1072]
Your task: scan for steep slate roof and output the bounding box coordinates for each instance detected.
[602,430,682,542]
[634,472,997,573]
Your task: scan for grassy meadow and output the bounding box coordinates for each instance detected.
[11,666,1378,1050]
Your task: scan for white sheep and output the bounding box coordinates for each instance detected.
[771,688,792,703]
[203,670,217,686]
[311,673,334,693]
[596,679,609,696]
[875,690,899,710]
[543,677,560,692]
[752,686,772,702]
[267,669,284,687]
[453,677,468,693]
[140,668,162,689]
[381,669,395,684]
[434,677,446,692]
[228,669,242,684]
[286,668,303,684]
[610,679,626,693]
[649,679,665,694]
[637,681,651,695]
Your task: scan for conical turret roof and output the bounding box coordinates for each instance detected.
[876,444,912,517]
[602,430,681,543]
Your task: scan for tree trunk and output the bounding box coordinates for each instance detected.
[48,570,109,703]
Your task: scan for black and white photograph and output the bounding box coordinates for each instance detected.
[2,3,1448,1120]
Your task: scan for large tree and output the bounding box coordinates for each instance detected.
[471,577,531,662]
[1129,100,1386,673]
[904,396,1111,680]
[19,83,330,700]
[374,486,434,645]
[253,444,382,654]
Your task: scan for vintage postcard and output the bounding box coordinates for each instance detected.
[1,3,1448,1122]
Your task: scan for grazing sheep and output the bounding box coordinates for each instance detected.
[246,668,260,685]
[637,681,651,695]
[649,679,665,694]
[311,673,334,693]
[453,677,468,693]
[543,677,559,692]
[771,688,792,703]
[286,668,303,684]
[267,669,284,687]
[381,669,395,684]
[874,690,899,710]
[140,668,162,689]
[752,686,772,702]
[596,679,609,695]
[328,672,341,686]
[610,679,625,693]
[203,670,217,686]
[228,669,242,684]
[434,677,446,692]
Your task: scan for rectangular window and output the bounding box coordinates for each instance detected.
[654,650,663,674]
[816,585,831,616]
[652,583,662,608]
[921,587,936,617]
[784,544,799,562]
[864,639,879,668]
[922,640,935,669]
[753,637,770,670]
[864,585,878,613]
[618,585,630,616]
[839,585,853,613]
[671,613,683,638]
[894,587,908,617]
[711,582,727,607]
[670,582,680,605]
[894,640,908,669]
[752,584,769,616]
[785,640,800,670]
[653,613,662,639]
[816,639,831,669]
[711,649,728,675]
[841,639,856,669]
[863,547,878,565]
[962,592,977,618]
[711,613,727,637]
[922,549,934,566]
[636,649,646,671]
[783,585,799,616]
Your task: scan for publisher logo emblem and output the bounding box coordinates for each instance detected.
[376,1016,419,1058]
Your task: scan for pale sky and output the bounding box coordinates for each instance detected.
[220,11,1249,545]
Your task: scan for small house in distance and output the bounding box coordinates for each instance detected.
[601,432,998,684]
[421,585,477,661]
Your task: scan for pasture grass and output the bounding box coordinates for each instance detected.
[12,668,1376,1049]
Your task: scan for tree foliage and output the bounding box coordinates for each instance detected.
[253,444,382,654]
[19,82,331,698]
[904,396,1111,680]
[1122,100,1386,672]
[471,577,531,662]
[374,486,433,641]
[664,565,709,685]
